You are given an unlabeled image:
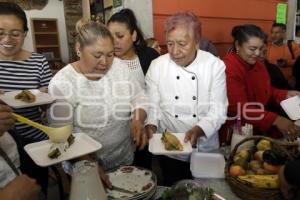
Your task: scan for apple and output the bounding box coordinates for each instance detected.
[256,139,271,151]
[254,150,264,162]
[263,162,282,174]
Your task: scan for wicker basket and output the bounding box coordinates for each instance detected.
[225,135,296,200]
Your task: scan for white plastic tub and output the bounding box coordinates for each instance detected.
[190,152,225,179]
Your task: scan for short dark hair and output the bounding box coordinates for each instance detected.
[0,2,28,32]
[272,22,286,31]
[231,24,265,47]
[107,8,146,50]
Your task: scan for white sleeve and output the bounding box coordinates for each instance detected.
[127,68,148,113]
[145,60,161,127]
[47,78,74,127]
[196,59,228,139]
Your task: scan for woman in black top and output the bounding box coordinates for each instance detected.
[107,9,159,169]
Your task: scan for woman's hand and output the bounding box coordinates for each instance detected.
[273,116,300,140]
[145,124,157,139]
[184,125,205,145]
[286,90,300,99]
[0,103,15,136]
[130,119,148,150]
[97,164,112,189]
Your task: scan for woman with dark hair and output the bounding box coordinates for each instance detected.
[0,2,52,194]
[107,9,159,169]
[220,24,300,144]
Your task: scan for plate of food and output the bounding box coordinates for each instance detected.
[158,179,225,200]
[24,133,102,167]
[106,166,157,200]
[0,89,55,108]
[148,132,193,155]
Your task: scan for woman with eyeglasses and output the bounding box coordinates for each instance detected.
[220,24,300,145]
[0,2,52,195]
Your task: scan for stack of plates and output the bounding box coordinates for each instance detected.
[107,166,157,200]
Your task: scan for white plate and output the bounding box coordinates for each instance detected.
[0,90,55,108]
[280,96,300,120]
[107,166,156,200]
[148,133,192,155]
[24,133,102,167]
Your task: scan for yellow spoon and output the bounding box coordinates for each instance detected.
[12,113,72,143]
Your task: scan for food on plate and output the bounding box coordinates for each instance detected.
[161,131,183,151]
[237,174,279,189]
[48,135,75,159]
[14,90,36,103]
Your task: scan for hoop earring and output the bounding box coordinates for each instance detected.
[77,51,81,57]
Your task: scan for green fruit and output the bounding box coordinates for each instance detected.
[256,140,271,151]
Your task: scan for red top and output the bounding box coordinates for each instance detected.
[220,53,288,143]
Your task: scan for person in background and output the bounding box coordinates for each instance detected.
[146,37,161,55]
[0,2,52,194]
[48,19,147,187]
[145,11,228,186]
[294,26,300,44]
[107,8,159,169]
[279,158,300,199]
[199,37,219,57]
[267,23,300,88]
[0,102,40,200]
[220,24,300,145]
[261,35,290,90]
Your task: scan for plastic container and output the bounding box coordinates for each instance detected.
[190,152,225,178]
[280,96,300,120]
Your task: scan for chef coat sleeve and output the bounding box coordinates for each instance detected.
[196,60,228,139]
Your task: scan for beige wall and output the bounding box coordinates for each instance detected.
[23,0,69,63]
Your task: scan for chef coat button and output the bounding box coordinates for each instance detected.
[192,76,195,80]
[192,96,196,100]
[193,114,196,118]
[175,114,178,118]
[176,76,180,79]
[175,96,179,100]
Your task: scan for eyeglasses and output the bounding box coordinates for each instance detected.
[0,29,25,39]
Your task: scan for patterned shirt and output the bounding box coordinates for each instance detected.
[0,52,52,140]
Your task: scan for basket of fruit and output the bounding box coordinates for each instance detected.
[225,135,297,200]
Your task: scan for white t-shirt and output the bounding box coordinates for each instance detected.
[0,132,20,188]
[48,57,147,170]
[121,56,145,89]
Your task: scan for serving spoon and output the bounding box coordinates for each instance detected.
[12,113,72,143]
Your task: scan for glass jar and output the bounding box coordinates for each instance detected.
[69,160,107,200]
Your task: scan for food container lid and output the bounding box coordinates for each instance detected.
[280,96,300,120]
[190,152,225,178]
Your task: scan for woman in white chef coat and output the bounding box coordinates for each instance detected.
[48,19,148,187]
[145,11,228,186]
